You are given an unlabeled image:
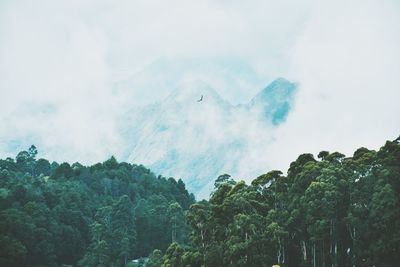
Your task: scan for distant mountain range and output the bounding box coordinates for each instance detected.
[122,78,297,199]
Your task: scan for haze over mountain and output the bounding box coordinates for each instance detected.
[1,0,399,200]
[123,78,296,198]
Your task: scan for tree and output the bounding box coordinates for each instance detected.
[112,195,137,266]
[28,145,38,159]
[162,242,184,267]
[167,202,184,243]
[147,249,163,267]
[214,174,236,190]
[35,158,51,176]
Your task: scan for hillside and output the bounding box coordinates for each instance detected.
[0,147,194,267]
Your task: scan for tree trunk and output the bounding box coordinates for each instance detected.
[301,240,307,262]
[334,242,337,267]
[322,239,325,267]
[277,237,282,264]
[352,227,356,267]
[245,231,248,265]
[313,242,316,267]
[330,220,332,263]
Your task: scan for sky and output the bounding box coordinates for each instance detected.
[0,0,399,172]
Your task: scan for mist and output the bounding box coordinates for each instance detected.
[1,0,399,177]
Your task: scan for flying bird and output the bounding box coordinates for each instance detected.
[197,95,203,102]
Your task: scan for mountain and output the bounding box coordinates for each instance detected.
[247,77,297,125]
[123,78,297,199]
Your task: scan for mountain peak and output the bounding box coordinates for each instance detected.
[248,78,297,125]
[125,77,297,197]
[168,79,225,105]
[256,78,296,99]
[270,77,292,84]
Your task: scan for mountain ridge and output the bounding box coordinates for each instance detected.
[123,78,297,198]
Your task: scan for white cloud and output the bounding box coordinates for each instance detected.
[0,0,399,176]
[269,0,400,171]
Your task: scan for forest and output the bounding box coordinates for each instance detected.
[1,137,399,267]
[0,146,194,267]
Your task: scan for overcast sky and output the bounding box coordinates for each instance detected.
[0,0,399,171]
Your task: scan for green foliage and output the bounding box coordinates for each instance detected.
[214,174,236,190]
[147,249,163,267]
[2,137,400,267]
[161,242,184,267]
[162,137,400,267]
[0,149,194,267]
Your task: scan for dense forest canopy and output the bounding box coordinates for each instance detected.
[0,147,194,267]
[152,137,400,267]
[1,136,399,267]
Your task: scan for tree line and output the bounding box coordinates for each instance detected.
[153,137,400,267]
[0,146,194,267]
[1,137,399,267]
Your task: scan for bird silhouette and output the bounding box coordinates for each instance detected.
[197,95,203,102]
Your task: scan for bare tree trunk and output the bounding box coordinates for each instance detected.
[245,231,248,264]
[352,227,356,267]
[322,239,325,267]
[330,219,333,267]
[277,237,282,264]
[334,242,337,267]
[301,240,307,262]
[332,219,337,267]
[347,225,357,267]
[313,242,316,267]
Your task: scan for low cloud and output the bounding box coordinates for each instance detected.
[269,0,400,171]
[0,0,399,178]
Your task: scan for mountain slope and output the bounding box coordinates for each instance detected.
[123,78,297,198]
[247,77,297,125]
